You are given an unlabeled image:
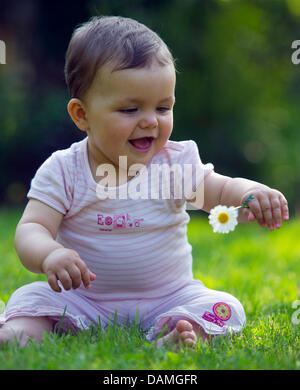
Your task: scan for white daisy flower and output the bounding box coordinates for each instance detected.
[208,205,239,234]
[208,195,255,234]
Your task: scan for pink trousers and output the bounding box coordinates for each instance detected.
[0,279,246,341]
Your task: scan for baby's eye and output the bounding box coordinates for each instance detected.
[157,106,171,112]
[119,107,171,114]
[119,108,137,114]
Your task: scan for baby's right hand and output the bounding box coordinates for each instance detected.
[42,248,96,293]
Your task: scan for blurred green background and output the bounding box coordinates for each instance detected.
[0,0,299,215]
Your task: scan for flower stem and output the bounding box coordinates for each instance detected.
[235,194,255,211]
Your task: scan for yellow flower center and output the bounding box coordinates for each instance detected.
[218,212,229,224]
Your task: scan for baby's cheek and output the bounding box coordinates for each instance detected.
[160,127,173,145]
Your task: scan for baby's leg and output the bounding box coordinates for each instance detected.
[148,280,245,349]
[0,316,54,348]
[156,319,211,348]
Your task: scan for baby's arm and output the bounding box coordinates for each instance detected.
[14,199,96,292]
[200,172,289,229]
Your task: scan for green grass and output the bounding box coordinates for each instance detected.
[0,207,300,369]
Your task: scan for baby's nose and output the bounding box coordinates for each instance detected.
[139,112,158,129]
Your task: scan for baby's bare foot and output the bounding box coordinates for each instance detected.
[0,321,38,348]
[156,319,198,348]
[0,326,25,347]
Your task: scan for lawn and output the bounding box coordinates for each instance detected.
[0,206,299,370]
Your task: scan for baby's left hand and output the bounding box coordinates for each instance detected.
[240,187,289,230]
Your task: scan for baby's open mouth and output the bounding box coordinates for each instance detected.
[128,137,154,152]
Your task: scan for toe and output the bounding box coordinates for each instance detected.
[156,327,179,348]
[176,319,193,333]
[183,338,196,348]
[180,330,197,342]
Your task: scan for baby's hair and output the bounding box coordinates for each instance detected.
[64,15,177,100]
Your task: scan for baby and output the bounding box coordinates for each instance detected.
[0,16,289,349]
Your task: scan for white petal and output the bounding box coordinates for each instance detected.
[208,204,238,233]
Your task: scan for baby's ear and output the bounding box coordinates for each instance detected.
[67,98,89,132]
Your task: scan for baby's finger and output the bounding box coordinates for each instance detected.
[66,264,83,289]
[57,269,73,291]
[270,196,282,229]
[247,197,265,226]
[279,194,289,221]
[47,271,61,293]
[247,210,268,227]
[259,198,274,229]
[75,259,93,288]
[247,211,256,222]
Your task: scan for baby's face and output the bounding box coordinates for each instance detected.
[83,61,176,176]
